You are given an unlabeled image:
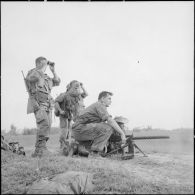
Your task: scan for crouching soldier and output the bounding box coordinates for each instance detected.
[54,80,88,153]
[72,91,126,156]
[25,57,60,157]
[108,116,134,158]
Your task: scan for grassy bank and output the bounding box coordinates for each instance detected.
[1,130,194,194]
[1,149,194,194]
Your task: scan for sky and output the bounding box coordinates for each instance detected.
[1,1,194,132]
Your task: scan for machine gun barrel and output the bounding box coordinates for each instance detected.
[126,135,170,140]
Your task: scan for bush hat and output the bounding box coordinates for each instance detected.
[114,116,129,124]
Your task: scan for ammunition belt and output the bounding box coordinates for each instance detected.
[36,91,49,102]
[35,91,54,110]
[40,104,50,111]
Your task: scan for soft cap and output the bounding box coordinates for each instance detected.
[114,116,129,124]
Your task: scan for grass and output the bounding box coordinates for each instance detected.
[1,131,194,194]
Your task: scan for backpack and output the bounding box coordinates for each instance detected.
[25,68,41,114]
[54,92,74,119]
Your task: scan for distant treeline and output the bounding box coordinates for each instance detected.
[1,125,193,136]
[22,127,61,135]
[132,127,193,132]
[1,127,61,135]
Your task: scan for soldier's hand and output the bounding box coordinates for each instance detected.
[49,64,55,72]
[60,110,65,115]
[34,104,40,112]
[121,134,126,144]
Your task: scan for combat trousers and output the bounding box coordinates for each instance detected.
[34,106,52,151]
[72,122,113,152]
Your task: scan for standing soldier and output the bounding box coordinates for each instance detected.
[54,80,88,149]
[26,56,60,157]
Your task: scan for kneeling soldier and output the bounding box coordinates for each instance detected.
[108,116,134,158]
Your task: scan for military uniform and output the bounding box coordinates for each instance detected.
[109,116,134,156]
[55,89,87,148]
[55,91,87,122]
[26,68,60,157]
[72,101,114,152]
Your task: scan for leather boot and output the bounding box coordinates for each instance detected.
[62,140,78,156]
[31,136,52,158]
[77,144,89,157]
[59,135,65,149]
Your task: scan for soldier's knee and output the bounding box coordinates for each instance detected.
[41,118,50,128]
[105,124,113,132]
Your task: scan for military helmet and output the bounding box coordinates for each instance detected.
[114,116,129,124]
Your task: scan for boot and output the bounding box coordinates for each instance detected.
[31,147,41,158]
[77,144,89,157]
[59,136,65,149]
[62,140,71,156]
[62,140,78,156]
[31,144,52,158]
[31,136,52,158]
[59,132,68,149]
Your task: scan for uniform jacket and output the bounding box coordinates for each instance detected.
[26,68,60,114]
[55,90,87,121]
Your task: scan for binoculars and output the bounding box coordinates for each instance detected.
[47,61,55,67]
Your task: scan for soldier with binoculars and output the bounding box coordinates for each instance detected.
[25,56,61,157]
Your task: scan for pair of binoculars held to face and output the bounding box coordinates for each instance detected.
[47,61,55,67]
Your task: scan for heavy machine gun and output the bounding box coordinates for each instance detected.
[102,134,170,159]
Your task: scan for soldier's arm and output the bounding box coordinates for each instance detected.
[80,83,88,98]
[107,117,126,139]
[50,68,61,86]
[54,102,64,114]
[96,104,126,143]
[55,93,66,103]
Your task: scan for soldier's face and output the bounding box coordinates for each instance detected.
[75,83,83,94]
[40,60,48,72]
[102,95,112,107]
[70,82,83,95]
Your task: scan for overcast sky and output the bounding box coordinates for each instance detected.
[1,1,194,132]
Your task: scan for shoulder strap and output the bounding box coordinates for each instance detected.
[27,68,44,78]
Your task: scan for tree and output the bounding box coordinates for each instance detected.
[22,127,37,135]
[9,124,17,135]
